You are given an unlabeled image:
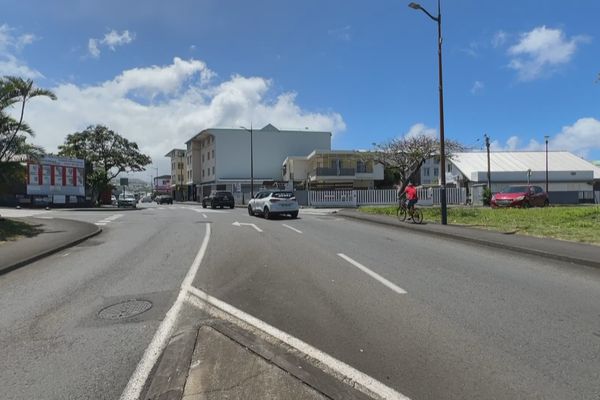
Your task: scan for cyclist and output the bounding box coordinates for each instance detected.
[402,181,418,218]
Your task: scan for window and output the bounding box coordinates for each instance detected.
[357,160,366,173]
[212,150,214,159]
[447,163,453,173]
[424,167,430,177]
[212,167,215,175]
[202,169,205,177]
[202,154,204,162]
[434,167,439,176]
[207,152,210,161]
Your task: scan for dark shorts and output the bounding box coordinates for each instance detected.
[406,199,418,208]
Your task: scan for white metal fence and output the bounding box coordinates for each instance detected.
[308,188,467,207]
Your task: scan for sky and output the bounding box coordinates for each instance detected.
[2,0,599,180]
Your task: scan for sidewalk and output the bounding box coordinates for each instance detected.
[338,209,600,269]
[0,217,101,275]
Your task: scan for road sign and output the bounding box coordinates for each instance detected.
[120,178,129,186]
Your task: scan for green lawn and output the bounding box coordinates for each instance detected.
[0,218,44,243]
[359,205,600,245]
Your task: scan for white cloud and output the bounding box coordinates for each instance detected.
[88,39,100,58]
[507,26,588,81]
[0,24,42,78]
[404,123,437,139]
[470,80,484,94]
[328,26,351,42]
[87,29,135,58]
[486,118,600,158]
[492,30,507,48]
[14,57,345,176]
[102,30,134,50]
[551,117,600,158]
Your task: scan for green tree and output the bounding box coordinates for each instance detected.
[372,134,464,193]
[58,125,152,204]
[0,76,56,162]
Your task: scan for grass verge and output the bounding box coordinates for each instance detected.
[0,218,44,243]
[359,205,600,245]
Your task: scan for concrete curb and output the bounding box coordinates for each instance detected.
[55,207,141,212]
[0,222,102,276]
[338,210,600,269]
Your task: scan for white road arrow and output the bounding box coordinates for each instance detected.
[232,221,263,232]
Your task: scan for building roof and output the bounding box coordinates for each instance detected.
[451,151,600,180]
[185,124,331,144]
[164,148,185,157]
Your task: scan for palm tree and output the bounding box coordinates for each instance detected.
[0,76,57,162]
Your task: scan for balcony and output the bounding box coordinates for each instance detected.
[314,167,357,176]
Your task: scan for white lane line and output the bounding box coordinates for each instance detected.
[337,253,407,295]
[202,213,207,219]
[95,222,107,226]
[282,224,302,234]
[119,223,211,400]
[61,253,70,257]
[185,286,410,400]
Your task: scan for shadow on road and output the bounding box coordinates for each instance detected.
[0,218,44,242]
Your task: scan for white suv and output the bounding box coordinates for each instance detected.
[248,191,299,219]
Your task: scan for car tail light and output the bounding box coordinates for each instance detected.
[290,197,296,201]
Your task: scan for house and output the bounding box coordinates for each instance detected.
[282,150,384,190]
[153,175,172,195]
[422,151,600,204]
[165,149,187,200]
[180,124,331,200]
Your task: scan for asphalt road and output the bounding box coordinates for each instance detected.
[1,204,599,400]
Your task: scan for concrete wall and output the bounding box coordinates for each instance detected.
[214,129,331,181]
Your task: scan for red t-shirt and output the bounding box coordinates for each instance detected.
[404,185,418,200]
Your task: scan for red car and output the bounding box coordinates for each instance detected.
[491,185,549,208]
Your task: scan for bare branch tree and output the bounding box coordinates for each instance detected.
[372,134,464,193]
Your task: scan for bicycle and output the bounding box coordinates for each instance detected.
[396,197,423,224]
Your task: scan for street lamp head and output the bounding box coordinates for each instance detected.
[408,2,422,10]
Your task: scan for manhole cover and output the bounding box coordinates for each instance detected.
[98,300,152,320]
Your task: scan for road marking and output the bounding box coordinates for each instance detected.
[337,253,407,295]
[94,222,107,226]
[38,216,54,219]
[232,221,263,232]
[185,286,410,400]
[282,224,302,234]
[119,223,211,400]
[202,213,207,219]
[61,252,70,257]
[95,213,123,226]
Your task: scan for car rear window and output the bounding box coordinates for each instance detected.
[272,192,294,199]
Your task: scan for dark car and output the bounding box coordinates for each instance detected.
[202,191,235,209]
[491,185,549,208]
[155,195,173,204]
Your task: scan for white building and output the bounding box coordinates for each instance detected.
[165,149,187,200]
[282,150,384,189]
[182,124,331,199]
[422,151,600,203]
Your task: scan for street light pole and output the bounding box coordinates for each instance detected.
[240,124,254,198]
[484,134,491,190]
[409,0,447,225]
[544,135,549,193]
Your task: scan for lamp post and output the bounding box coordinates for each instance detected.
[484,133,491,190]
[544,135,549,194]
[240,124,254,198]
[409,0,447,225]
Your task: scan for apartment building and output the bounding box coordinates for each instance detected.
[179,124,331,200]
[164,149,187,200]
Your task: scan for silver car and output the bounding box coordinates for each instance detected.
[248,191,299,219]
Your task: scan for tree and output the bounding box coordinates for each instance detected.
[0,76,56,162]
[372,134,464,193]
[58,125,152,203]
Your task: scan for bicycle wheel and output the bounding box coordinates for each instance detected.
[411,208,423,224]
[396,206,407,222]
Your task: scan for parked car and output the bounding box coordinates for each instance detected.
[140,195,152,203]
[202,191,235,209]
[117,194,137,208]
[248,191,299,219]
[491,185,549,208]
[155,195,173,204]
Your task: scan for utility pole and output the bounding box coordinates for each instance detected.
[484,133,491,190]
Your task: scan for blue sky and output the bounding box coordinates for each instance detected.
[2,0,599,177]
